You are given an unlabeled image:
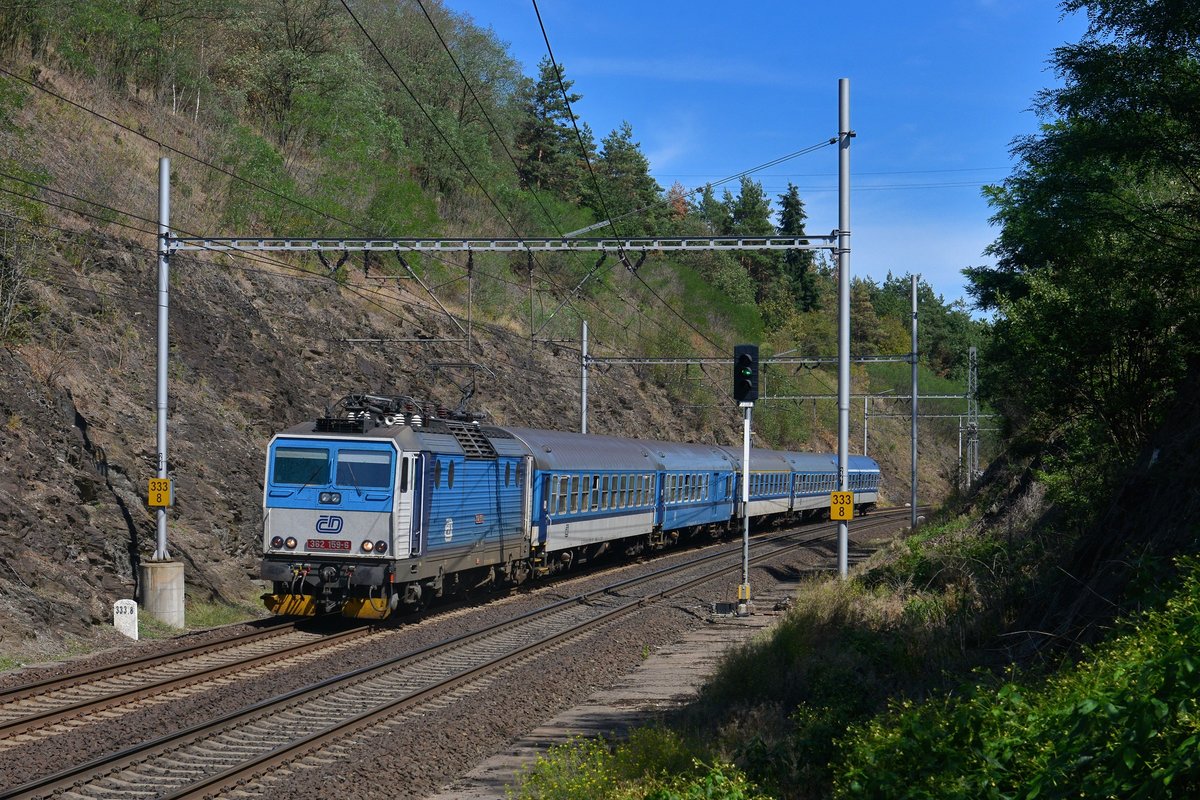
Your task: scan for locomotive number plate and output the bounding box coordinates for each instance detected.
[307,539,351,551]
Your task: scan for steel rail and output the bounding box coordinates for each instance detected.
[0,624,381,741]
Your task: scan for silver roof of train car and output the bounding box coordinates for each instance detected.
[277,420,486,458]
[499,427,734,473]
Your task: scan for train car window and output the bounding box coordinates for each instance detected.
[618,475,627,508]
[273,447,331,486]
[600,475,609,509]
[557,476,568,514]
[400,457,409,493]
[447,460,456,489]
[505,462,512,487]
[433,460,442,488]
[336,450,393,489]
[591,474,600,510]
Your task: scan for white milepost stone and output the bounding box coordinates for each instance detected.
[113,599,138,640]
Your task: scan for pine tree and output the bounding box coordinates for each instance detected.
[591,121,662,232]
[514,56,582,197]
[778,183,819,311]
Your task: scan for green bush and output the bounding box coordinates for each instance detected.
[834,558,1200,799]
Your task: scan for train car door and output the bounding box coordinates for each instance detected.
[537,473,551,545]
[404,453,424,557]
[521,456,535,550]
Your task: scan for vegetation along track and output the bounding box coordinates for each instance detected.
[0,509,910,800]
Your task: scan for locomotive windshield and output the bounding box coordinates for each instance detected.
[272,447,330,485]
[335,450,393,489]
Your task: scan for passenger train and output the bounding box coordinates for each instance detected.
[260,394,881,619]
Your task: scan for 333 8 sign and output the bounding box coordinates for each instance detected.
[829,491,854,521]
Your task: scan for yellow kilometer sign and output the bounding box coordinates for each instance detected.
[148,478,173,508]
[829,491,854,521]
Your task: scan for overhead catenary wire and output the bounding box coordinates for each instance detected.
[5,28,831,410]
[529,0,732,385]
[1,203,588,376]
[0,61,632,342]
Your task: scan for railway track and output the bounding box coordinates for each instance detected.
[0,620,381,744]
[0,510,910,800]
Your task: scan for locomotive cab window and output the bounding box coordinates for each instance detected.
[447,461,455,489]
[335,450,392,489]
[273,447,331,486]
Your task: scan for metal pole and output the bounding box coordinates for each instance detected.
[154,157,170,561]
[836,78,851,579]
[968,346,979,483]
[580,319,588,434]
[958,415,964,491]
[739,402,751,613]
[863,395,868,456]
[911,274,918,531]
[466,253,473,362]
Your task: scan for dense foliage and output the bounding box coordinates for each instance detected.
[967,0,1200,485]
[836,558,1200,799]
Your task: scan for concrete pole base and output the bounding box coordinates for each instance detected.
[140,560,185,628]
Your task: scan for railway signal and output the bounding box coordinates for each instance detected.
[733,344,759,403]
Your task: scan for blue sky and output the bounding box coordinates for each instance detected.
[446,0,1091,311]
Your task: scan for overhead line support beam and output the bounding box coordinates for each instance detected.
[167,235,838,254]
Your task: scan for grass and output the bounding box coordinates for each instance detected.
[507,728,770,800]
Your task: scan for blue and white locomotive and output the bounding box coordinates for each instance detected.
[260,394,881,618]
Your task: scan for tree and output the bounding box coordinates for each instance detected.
[514,56,583,198]
[777,183,819,311]
[968,0,1200,464]
[589,121,662,232]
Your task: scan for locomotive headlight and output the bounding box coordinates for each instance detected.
[270,536,284,549]
[319,492,342,505]
[285,537,298,550]
[375,540,388,555]
[361,540,375,553]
